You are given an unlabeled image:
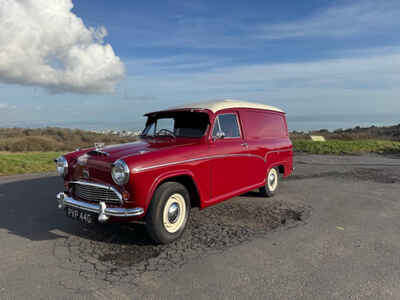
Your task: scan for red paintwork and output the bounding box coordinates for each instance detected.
[62,107,293,221]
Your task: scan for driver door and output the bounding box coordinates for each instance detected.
[208,112,251,200]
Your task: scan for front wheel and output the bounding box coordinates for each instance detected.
[145,182,191,244]
[259,167,279,197]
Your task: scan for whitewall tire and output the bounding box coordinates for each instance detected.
[259,167,279,197]
[145,182,190,244]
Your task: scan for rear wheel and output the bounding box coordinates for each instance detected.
[145,182,191,244]
[259,167,279,197]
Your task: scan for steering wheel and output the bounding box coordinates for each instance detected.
[156,129,176,138]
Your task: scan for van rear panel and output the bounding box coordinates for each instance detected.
[239,110,288,139]
[239,109,293,177]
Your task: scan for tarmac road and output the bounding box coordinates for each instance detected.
[0,153,399,299]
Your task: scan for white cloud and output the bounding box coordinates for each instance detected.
[112,0,400,49]
[0,0,125,94]
[124,55,231,75]
[257,0,400,40]
[0,103,16,109]
[124,49,400,115]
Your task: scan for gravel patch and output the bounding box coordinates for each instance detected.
[53,197,308,285]
[289,168,400,184]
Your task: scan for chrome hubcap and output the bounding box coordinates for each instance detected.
[163,193,186,233]
[267,168,278,191]
[269,173,276,186]
[167,202,180,224]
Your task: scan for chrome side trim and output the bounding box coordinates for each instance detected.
[56,193,144,222]
[132,153,265,173]
[69,181,122,202]
[266,149,291,154]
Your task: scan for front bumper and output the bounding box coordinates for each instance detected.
[56,192,144,223]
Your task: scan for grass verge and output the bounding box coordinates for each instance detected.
[1,140,400,176]
[293,139,400,154]
[0,152,61,176]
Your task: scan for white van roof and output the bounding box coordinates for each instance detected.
[171,99,284,113]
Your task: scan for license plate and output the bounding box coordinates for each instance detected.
[66,207,96,224]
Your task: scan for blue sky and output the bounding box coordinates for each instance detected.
[1,0,400,130]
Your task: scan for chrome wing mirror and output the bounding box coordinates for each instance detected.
[215,131,225,139]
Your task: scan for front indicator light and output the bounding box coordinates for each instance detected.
[122,191,130,201]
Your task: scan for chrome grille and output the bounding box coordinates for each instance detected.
[72,182,121,204]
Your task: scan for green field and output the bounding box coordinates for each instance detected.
[1,140,400,176]
[293,139,400,155]
[0,152,61,176]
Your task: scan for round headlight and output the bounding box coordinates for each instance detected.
[111,160,130,185]
[56,156,68,177]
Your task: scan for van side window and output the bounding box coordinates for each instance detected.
[212,114,241,138]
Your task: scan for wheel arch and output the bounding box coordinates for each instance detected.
[277,165,285,174]
[146,170,201,212]
[267,163,285,176]
[265,149,292,177]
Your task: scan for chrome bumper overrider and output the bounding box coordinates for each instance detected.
[56,192,144,223]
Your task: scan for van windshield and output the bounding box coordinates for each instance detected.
[141,111,209,138]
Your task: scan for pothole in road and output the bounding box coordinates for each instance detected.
[289,168,400,184]
[53,197,309,285]
[352,168,400,184]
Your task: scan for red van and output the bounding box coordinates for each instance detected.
[56,99,293,243]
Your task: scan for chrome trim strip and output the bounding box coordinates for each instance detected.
[132,153,265,173]
[266,149,291,154]
[69,181,123,202]
[56,193,144,221]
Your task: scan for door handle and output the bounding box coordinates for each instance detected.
[241,142,248,147]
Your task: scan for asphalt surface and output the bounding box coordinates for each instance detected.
[0,153,399,299]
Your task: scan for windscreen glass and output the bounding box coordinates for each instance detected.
[142,111,209,138]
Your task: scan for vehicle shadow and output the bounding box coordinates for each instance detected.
[0,176,153,245]
[0,176,285,246]
[240,190,265,198]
